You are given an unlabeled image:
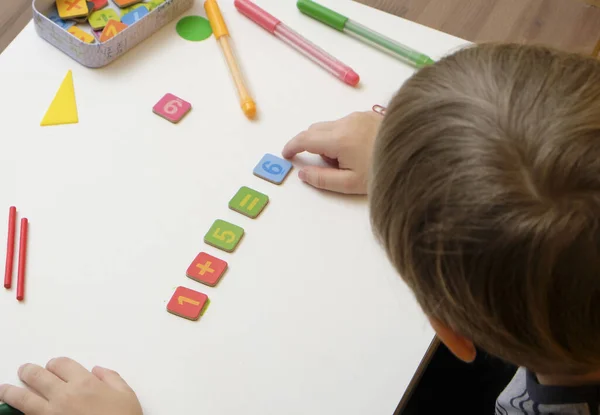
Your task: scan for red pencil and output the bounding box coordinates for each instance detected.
[4,207,16,289]
[16,218,28,301]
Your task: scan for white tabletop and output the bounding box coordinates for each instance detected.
[0,1,468,414]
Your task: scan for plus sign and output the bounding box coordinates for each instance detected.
[196,261,215,276]
[65,0,82,10]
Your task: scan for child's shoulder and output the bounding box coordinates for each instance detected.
[496,367,600,414]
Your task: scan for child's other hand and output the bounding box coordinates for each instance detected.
[0,357,142,415]
[282,111,382,195]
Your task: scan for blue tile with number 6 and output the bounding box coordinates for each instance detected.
[253,153,293,184]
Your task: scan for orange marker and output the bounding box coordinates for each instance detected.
[16,218,28,301]
[205,0,257,119]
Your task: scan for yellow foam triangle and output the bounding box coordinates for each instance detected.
[41,70,79,126]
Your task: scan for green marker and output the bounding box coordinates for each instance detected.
[297,0,435,68]
[0,403,23,415]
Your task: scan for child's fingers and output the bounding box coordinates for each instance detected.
[298,167,360,194]
[0,384,49,415]
[91,366,132,392]
[320,155,339,167]
[45,357,91,383]
[306,121,335,132]
[18,363,64,399]
[282,129,338,160]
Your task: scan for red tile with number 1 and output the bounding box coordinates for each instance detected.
[167,286,208,321]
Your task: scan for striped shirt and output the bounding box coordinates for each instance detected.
[497,368,600,415]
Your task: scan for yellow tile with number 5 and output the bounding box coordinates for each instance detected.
[204,220,244,253]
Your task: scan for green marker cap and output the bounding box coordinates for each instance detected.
[0,404,23,415]
[297,0,348,32]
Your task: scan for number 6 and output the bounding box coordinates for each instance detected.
[262,161,283,175]
[164,100,182,115]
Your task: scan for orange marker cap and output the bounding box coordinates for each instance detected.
[241,98,257,119]
[204,0,229,39]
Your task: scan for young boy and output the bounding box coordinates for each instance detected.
[2,43,600,414]
[286,43,600,414]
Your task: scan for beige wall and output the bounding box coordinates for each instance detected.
[0,0,32,52]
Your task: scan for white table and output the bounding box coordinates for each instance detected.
[0,1,467,414]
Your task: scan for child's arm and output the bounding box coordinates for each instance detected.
[282,111,382,194]
[0,357,142,415]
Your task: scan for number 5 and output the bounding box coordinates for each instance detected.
[213,228,235,243]
[164,100,182,115]
[262,161,283,175]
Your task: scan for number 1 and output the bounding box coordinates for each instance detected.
[178,296,200,306]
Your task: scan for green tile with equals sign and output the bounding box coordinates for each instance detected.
[228,186,269,219]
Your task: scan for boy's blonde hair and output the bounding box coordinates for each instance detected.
[370,44,600,375]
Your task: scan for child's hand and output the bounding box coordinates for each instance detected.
[282,111,382,194]
[0,357,142,415]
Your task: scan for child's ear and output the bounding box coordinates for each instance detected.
[428,317,477,363]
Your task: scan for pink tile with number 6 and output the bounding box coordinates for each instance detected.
[153,93,192,123]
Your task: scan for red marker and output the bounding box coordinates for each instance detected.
[4,207,16,289]
[16,218,28,301]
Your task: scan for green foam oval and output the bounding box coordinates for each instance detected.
[176,16,213,42]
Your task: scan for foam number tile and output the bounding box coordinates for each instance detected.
[99,19,128,42]
[121,5,149,26]
[67,26,95,43]
[86,1,95,15]
[113,0,143,8]
[152,93,192,123]
[120,3,148,17]
[204,220,244,253]
[56,0,89,19]
[145,0,164,11]
[167,286,209,321]
[186,252,228,287]
[253,154,293,185]
[47,7,75,29]
[89,0,108,10]
[89,8,119,30]
[229,186,269,219]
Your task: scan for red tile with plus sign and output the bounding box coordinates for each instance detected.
[167,286,209,321]
[186,252,228,287]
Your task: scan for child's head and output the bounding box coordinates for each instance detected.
[369,43,600,376]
